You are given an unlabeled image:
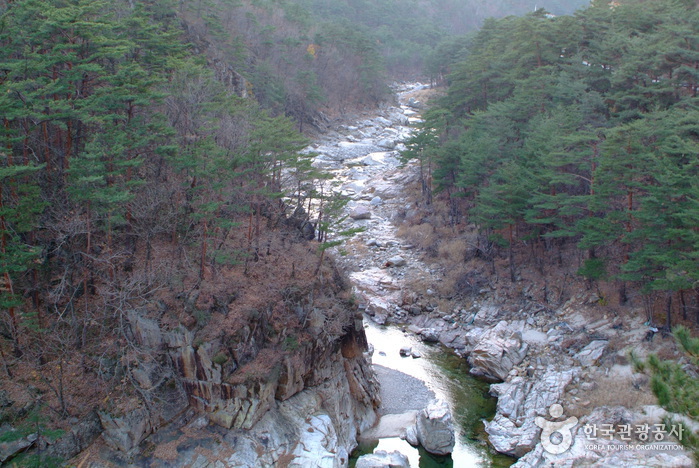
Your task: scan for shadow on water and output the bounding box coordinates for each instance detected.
[352,321,514,467]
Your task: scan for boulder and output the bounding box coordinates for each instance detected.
[574,340,608,367]
[388,111,410,126]
[405,424,419,446]
[371,313,388,325]
[415,400,455,455]
[362,155,382,166]
[0,428,36,464]
[0,391,12,409]
[385,256,406,267]
[127,310,162,348]
[468,321,528,381]
[373,117,393,127]
[399,346,412,357]
[377,139,396,149]
[407,98,422,109]
[484,366,578,457]
[419,328,440,343]
[350,206,372,220]
[356,450,410,468]
[99,407,153,454]
[301,221,315,241]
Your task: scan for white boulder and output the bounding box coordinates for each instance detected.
[415,400,455,455]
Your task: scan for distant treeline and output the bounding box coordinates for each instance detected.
[184,0,591,124]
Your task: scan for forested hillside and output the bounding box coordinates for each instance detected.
[180,0,591,125]
[405,0,699,327]
[0,1,360,464]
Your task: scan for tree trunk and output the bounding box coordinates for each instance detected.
[0,184,20,356]
[618,281,627,305]
[200,220,208,280]
[508,224,515,282]
[680,290,687,321]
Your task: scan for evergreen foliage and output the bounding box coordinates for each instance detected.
[0,0,329,449]
[634,326,699,458]
[410,0,699,316]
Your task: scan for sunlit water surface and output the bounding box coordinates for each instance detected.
[351,320,514,468]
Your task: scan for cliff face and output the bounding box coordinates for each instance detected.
[82,269,379,467]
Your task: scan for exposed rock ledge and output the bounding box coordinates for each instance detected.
[74,304,380,467]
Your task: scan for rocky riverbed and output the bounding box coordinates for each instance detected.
[317,83,694,467]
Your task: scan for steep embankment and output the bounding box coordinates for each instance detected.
[55,261,380,467]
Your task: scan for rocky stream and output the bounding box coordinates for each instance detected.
[315,83,695,467]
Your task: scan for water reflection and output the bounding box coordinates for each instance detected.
[357,320,514,468]
[355,438,454,468]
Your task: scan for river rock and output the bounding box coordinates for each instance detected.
[407,98,422,109]
[405,424,419,446]
[438,330,467,350]
[468,321,528,381]
[370,196,382,206]
[362,155,382,166]
[331,141,383,160]
[415,399,455,455]
[350,206,372,220]
[399,346,412,357]
[371,313,388,325]
[313,154,343,170]
[374,116,393,127]
[371,181,401,200]
[385,256,406,267]
[377,138,396,149]
[356,450,410,468]
[386,110,409,126]
[484,366,578,457]
[419,328,440,343]
[573,340,608,367]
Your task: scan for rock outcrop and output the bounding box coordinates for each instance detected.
[468,321,529,381]
[573,340,608,367]
[80,276,380,467]
[484,366,578,457]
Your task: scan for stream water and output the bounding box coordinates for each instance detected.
[350,321,513,467]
